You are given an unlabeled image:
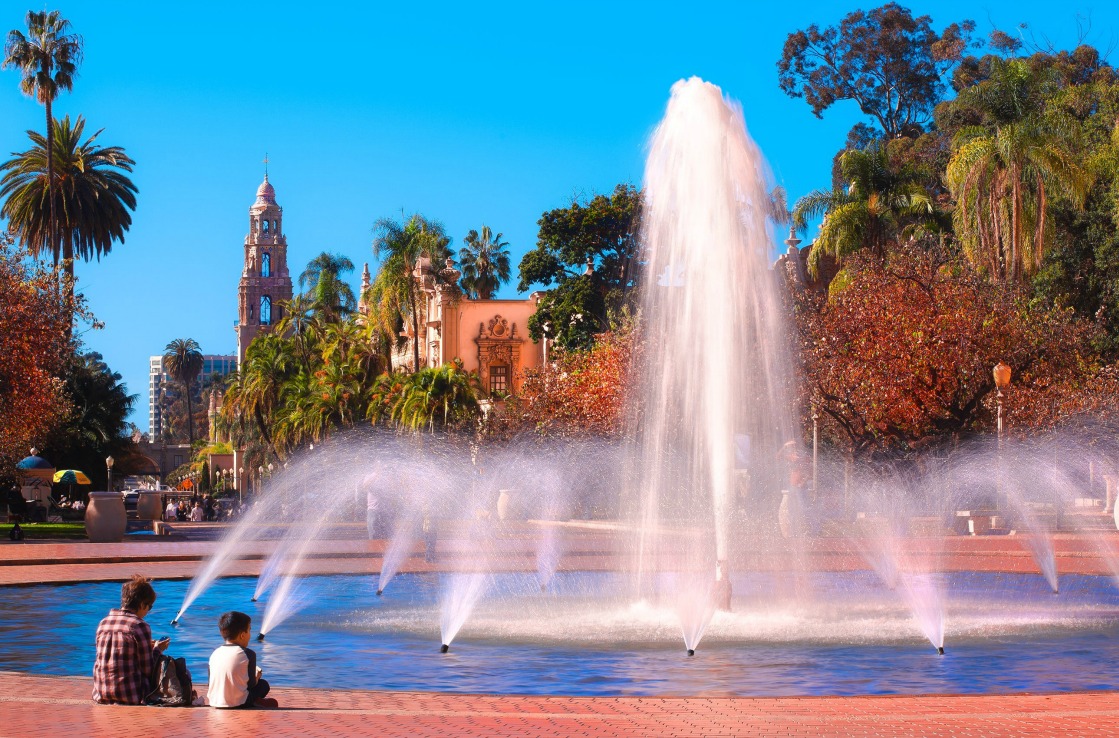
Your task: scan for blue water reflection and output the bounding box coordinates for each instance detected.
[2,571,1117,696]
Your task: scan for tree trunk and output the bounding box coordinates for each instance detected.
[45,100,56,272]
[408,264,421,372]
[185,381,195,446]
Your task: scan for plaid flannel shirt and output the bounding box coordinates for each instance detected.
[92,608,156,705]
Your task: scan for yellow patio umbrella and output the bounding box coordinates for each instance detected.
[52,470,92,485]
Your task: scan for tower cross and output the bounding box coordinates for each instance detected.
[263,153,269,178]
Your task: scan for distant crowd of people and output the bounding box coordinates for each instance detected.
[164,494,223,523]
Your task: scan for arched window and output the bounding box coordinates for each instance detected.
[261,252,271,277]
[272,220,278,233]
[262,219,269,234]
[260,296,272,325]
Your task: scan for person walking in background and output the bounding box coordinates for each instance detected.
[190,501,204,522]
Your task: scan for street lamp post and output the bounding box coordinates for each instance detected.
[993,361,1012,511]
[239,466,245,505]
[811,410,819,503]
[105,456,114,493]
[258,465,264,496]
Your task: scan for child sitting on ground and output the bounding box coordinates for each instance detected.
[207,611,278,709]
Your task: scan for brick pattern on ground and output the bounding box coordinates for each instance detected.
[4,673,1119,738]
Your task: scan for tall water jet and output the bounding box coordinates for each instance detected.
[630,78,794,646]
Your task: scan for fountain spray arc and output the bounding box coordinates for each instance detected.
[631,78,794,653]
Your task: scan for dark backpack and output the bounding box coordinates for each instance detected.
[148,653,195,706]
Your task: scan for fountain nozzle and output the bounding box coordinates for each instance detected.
[250,597,257,602]
[257,633,266,642]
[170,619,179,627]
[376,590,383,597]
[686,649,695,657]
[440,644,450,653]
[937,646,945,655]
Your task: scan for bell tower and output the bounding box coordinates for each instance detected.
[236,165,293,366]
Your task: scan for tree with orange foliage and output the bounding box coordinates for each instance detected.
[495,320,636,438]
[0,236,73,470]
[790,243,1106,459]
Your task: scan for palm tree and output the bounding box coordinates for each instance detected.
[945,60,1092,284]
[223,333,294,458]
[163,339,204,446]
[792,145,934,277]
[298,252,356,319]
[391,362,482,432]
[458,225,511,299]
[371,214,452,371]
[0,115,137,297]
[274,295,317,374]
[3,10,82,269]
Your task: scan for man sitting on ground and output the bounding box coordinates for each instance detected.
[93,575,170,704]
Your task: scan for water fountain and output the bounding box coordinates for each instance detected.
[121,77,1119,692]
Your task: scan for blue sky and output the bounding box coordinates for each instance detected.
[3,1,1117,430]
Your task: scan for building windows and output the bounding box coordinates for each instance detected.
[262,252,271,277]
[260,295,272,325]
[262,219,269,233]
[490,365,508,395]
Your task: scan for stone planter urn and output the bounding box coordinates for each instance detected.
[778,490,803,538]
[497,490,514,521]
[85,491,126,542]
[136,491,162,521]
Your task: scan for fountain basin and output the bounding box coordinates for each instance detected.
[1,571,1117,697]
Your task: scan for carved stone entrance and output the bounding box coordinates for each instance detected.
[476,315,524,394]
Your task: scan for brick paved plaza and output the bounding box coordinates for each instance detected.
[3,528,1119,736]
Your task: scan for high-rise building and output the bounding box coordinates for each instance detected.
[236,172,293,365]
[148,354,237,439]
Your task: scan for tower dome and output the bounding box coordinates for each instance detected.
[255,175,276,205]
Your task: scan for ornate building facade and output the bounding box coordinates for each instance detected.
[355,256,547,393]
[414,256,546,394]
[236,174,293,365]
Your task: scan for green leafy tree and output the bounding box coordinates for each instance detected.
[371,214,452,371]
[163,338,204,446]
[518,184,642,349]
[793,144,935,276]
[299,252,356,320]
[777,3,975,138]
[3,10,82,266]
[0,115,137,298]
[390,362,481,432]
[222,333,294,459]
[946,58,1092,283]
[459,225,511,299]
[47,351,135,489]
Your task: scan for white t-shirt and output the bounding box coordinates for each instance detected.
[190,506,204,522]
[165,502,178,521]
[207,643,258,708]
